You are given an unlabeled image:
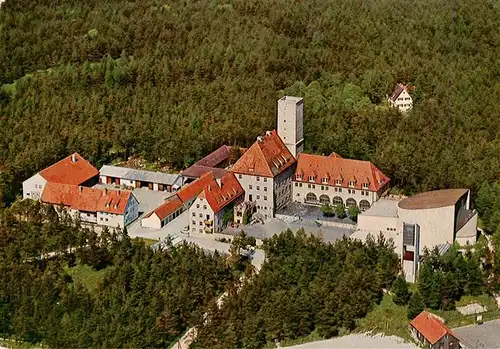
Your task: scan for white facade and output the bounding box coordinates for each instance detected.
[277,96,304,158]
[292,180,378,210]
[357,190,478,257]
[235,173,274,219]
[398,205,455,254]
[22,173,47,200]
[96,195,139,229]
[141,213,162,229]
[189,197,218,233]
[97,211,125,228]
[389,88,413,112]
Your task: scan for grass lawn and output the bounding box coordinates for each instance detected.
[64,264,109,293]
[136,237,159,246]
[432,293,500,328]
[356,293,412,341]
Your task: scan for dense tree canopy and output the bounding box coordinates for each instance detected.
[0,0,499,205]
[0,200,232,347]
[192,230,400,348]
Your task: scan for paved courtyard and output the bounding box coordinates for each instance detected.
[277,202,356,225]
[225,218,355,243]
[453,319,500,349]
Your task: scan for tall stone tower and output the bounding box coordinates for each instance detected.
[277,96,304,158]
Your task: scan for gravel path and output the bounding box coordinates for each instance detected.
[284,333,418,349]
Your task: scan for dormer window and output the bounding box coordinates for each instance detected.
[349,180,355,187]
[322,178,328,184]
[335,179,342,186]
[308,176,315,182]
[296,174,302,180]
[362,183,369,189]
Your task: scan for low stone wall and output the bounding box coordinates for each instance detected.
[275,213,355,230]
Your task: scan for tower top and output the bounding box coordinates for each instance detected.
[277,96,304,158]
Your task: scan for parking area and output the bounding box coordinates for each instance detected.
[453,319,500,349]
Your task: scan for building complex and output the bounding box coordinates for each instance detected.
[356,189,478,282]
[21,96,478,267]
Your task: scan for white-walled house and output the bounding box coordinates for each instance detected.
[230,130,296,219]
[188,172,244,234]
[41,182,139,229]
[292,152,390,211]
[99,165,183,192]
[388,83,413,112]
[23,153,99,200]
[141,172,214,229]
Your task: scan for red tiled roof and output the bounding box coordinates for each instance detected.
[410,311,457,345]
[39,153,99,185]
[41,182,132,214]
[196,145,232,167]
[294,153,390,191]
[230,130,296,177]
[153,173,214,220]
[181,145,246,180]
[153,195,184,220]
[181,165,227,180]
[389,83,407,102]
[200,172,244,213]
[177,172,214,203]
[96,189,133,214]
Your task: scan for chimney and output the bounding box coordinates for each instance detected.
[71,154,77,163]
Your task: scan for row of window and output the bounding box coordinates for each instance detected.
[248,185,267,191]
[237,174,268,182]
[296,176,369,189]
[196,204,208,210]
[387,227,397,231]
[295,182,370,191]
[192,212,212,219]
[296,182,372,195]
[399,103,412,108]
[397,97,411,101]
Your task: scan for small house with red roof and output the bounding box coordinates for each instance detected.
[292,152,390,211]
[23,153,99,200]
[388,83,413,112]
[41,182,139,228]
[141,171,231,230]
[188,172,244,233]
[409,311,459,349]
[230,130,296,219]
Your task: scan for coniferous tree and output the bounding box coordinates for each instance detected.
[407,291,425,320]
[391,275,411,305]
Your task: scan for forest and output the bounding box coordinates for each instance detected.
[0,200,233,347]
[192,230,401,348]
[0,0,499,205]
